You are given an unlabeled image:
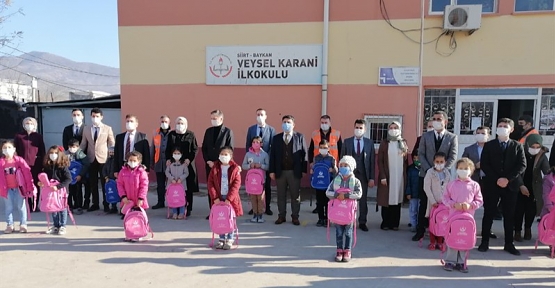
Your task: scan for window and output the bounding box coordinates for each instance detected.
[423,89,456,133]
[459,101,494,135]
[430,0,496,13]
[539,88,555,135]
[363,115,403,148]
[515,0,555,12]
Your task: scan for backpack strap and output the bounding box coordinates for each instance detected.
[67,207,77,228]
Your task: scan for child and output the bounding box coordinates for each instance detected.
[102,146,118,214]
[66,138,90,215]
[40,146,72,235]
[441,158,483,273]
[117,151,149,211]
[166,147,189,219]
[242,136,269,223]
[424,151,451,251]
[542,167,555,218]
[405,153,420,232]
[311,139,337,227]
[208,146,243,250]
[326,155,362,262]
[0,140,34,234]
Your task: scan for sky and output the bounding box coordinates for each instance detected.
[1,0,120,68]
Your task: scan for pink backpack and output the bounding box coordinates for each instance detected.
[123,202,153,242]
[37,173,76,229]
[245,168,264,195]
[209,202,238,248]
[429,204,450,237]
[443,212,476,269]
[327,188,358,248]
[165,183,187,219]
[535,210,555,258]
[16,168,37,219]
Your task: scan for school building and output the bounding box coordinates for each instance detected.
[117,0,555,183]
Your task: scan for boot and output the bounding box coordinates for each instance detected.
[523,228,532,240]
[514,231,522,242]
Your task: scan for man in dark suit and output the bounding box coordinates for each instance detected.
[202,110,234,210]
[245,108,276,215]
[478,118,526,255]
[63,109,85,150]
[340,119,375,231]
[269,115,307,226]
[412,111,458,241]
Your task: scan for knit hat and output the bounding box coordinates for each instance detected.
[525,134,543,147]
[339,155,356,171]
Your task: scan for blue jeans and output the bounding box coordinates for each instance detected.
[172,207,185,215]
[218,195,236,241]
[4,188,27,227]
[409,198,420,227]
[336,223,354,250]
[52,209,68,228]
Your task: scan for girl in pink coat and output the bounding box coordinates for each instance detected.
[542,170,555,217]
[0,140,34,234]
[117,151,149,210]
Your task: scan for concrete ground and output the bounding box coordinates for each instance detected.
[1,189,554,288]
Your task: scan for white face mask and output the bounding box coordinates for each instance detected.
[175,124,186,133]
[354,128,364,137]
[426,127,434,132]
[173,154,182,161]
[321,124,330,131]
[211,119,221,127]
[68,147,78,154]
[432,121,444,131]
[475,134,488,143]
[256,115,265,124]
[91,117,101,125]
[319,148,329,155]
[528,147,541,155]
[219,155,231,164]
[125,122,137,131]
[434,163,445,170]
[127,161,139,169]
[2,148,15,157]
[160,123,170,130]
[496,127,510,137]
[72,116,83,125]
[456,169,471,179]
[388,129,401,137]
[24,124,35,132]
[49,153,58,161]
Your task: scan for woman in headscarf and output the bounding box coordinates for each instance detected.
[13,117,45,211]
[165,117,199,217]
[377,121,408,230]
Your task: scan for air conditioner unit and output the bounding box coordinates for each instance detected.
[443,5,482,31]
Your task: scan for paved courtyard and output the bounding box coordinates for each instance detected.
[1,189,554,288]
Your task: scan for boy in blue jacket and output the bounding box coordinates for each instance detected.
[405,153,420,232]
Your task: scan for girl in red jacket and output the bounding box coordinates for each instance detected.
[117,151,149,210]
[208,146,243,250]
[0,140,34,234]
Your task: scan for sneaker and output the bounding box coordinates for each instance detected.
[316,219,326,227]
[19,226,28,233]
[257,215,265,223]
[223,240,233,250]
[58,227,67,235]
[342,249,352,262]
[172,213,178,220]
[443,263,455,271]
[437,244,445,251]
[428,243,436,251]
[4,226,13,234]
[251,215,258,223]
[46,227,59,235]
[456,264,469,273]
[177,214,184,220]
[215,241,225,249]
[335,249,344,262]
[75,208,84,215]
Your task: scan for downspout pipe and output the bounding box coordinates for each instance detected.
[417,0,425,137]
[321,0,329,116]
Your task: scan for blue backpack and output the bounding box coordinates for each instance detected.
[311,162,332,190]
[69,161,83,185]
[105,179,120,204]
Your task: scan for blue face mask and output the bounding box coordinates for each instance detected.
[339,167,351,176]
[282,122,293,132]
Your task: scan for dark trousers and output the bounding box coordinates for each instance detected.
[68,182,83,209]
[206,165,213,209]
[416,176,429,233]
[265,172,272,210]
[156,172,166,205]
[87,159,106,208]
[514,191,536,232]
[481,184,518,245]
[381,204,402,229]
[316,189,329,220]
[354,171,369,224]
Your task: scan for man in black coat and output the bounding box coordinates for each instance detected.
[478,118,527,256]
[62,109,85,150]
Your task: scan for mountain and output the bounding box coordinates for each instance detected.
[0,51,120,101]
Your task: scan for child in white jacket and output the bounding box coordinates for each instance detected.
[424,151,451,251]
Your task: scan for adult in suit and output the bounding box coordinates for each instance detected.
[62,109,85,150]
[80,108,115,212]
[340,119,376,231]
[412,120,434,156]
[165,116,199,216]
[245,108,276,215]
[412,111,458,241]
[269,115,307,226]
[478,118,526,255]
[202,110,234,211]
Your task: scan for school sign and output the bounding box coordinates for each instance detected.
[206,44,323,85]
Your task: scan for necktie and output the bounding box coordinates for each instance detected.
[501,142,507,151]
[74,126,78,137]
[259,127,263,138]
[357,139,361,155]
[285,134,290,145]
[93,127,98,142]
[125,133,132,156]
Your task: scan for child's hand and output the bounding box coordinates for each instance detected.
[407,195,411,200]
[337,193,345,200]
[76,176,82,182]
[214,199,221,205]
[328,168,333,172]
[310,169,314,174]
[37,182,43,187]
[177,179,182,184]
[166,160,171,166]
[122,198,129,205]
[250,163,256,168]
[171,180,177,184]
[254,163,261,168]
[225,200,230,204]
[432,203,439,208]
[137,200,144,207]
[462,203,471,211]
